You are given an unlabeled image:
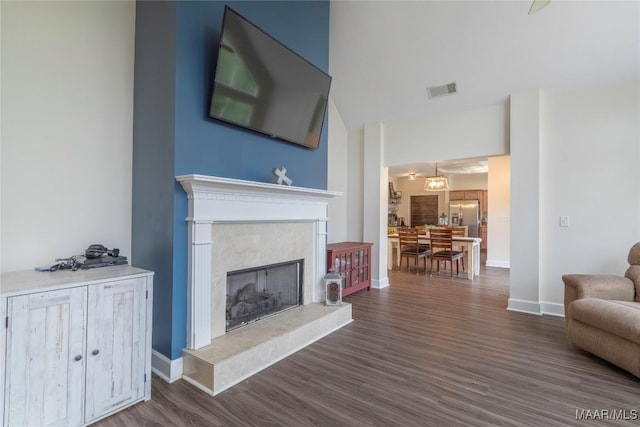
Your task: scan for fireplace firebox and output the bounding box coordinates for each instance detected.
[226,259,303,331]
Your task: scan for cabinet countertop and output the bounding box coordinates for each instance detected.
[327,242,373,250]
[1,265,153,297]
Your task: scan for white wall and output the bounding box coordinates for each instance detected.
[539,81,640,305]
[384,103,509,166]
[448,173,488,190]
[327,97,348,243]
[508,81,640,315]
[486,156,510,268]
[1,1,136,272]
[345,79,639,314]
[347,128,364,241]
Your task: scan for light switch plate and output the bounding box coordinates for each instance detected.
[559,216,570,227]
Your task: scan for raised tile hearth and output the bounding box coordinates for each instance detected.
[182,302,352,395]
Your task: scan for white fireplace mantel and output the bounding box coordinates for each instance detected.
[176,174,341,349]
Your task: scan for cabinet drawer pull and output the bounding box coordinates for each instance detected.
[74,355,82,362]
[92,349,100,356]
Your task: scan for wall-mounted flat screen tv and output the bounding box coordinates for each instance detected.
[209,6,332,150]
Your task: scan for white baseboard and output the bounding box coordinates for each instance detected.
[371,277,389,289]
[486,259,510,268]
[541,301,565,317]
[151,349,183,383]
[507,299,565,317]
[507,298,541,315]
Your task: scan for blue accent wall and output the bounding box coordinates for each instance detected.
[173,1,329,184]
[132,0,177,359]
[133,1,330,360]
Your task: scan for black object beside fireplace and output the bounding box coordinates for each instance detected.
[226,259,303,331]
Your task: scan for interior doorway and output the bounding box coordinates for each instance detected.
[388,155,511,269]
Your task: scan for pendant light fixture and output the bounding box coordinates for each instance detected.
[424,162,449,191]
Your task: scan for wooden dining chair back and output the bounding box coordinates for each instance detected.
[429,228,464,277]
[398,228,431,274]
[413,225,430,252]
[449,227,466,272]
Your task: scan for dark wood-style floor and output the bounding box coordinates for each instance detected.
[96,264,639,427]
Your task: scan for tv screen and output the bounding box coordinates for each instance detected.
[209,7,332,150]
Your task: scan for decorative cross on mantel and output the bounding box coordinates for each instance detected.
[272,166,293,186]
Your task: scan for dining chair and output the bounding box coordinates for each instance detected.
[450,227,466,272]
[413,225,430,252]
[398,228,431,274]
[429,227,464,277]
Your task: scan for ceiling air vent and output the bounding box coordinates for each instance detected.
[427,81,458,99]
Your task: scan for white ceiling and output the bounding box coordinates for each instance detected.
[328,0,639,176]
[388,157,488,178]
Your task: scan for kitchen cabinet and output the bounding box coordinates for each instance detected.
[1,266,153,427]
[481,190,488,216]
[480,226,488,251]
[449,190,482,201]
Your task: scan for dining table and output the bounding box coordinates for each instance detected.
[387,233,482,280]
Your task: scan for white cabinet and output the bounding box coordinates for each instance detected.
[5,287,87,426]
[85,278,148,422]
[1,266,153,427]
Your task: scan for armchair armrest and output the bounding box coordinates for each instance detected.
[563,274,635,315]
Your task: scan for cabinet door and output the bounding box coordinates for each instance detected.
[464,190,481,200]
[4,288,86,427]
[1,297,6,426]
[480,227,488,250]
[481,190,488,216]
[84,278,147,422]
[449,191,464,200]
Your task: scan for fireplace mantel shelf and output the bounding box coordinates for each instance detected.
[176,174,342,201]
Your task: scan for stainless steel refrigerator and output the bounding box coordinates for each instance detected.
[449,200,480,237]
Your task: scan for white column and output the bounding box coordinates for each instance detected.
[363,121,389,289]
[315,219,328,303]
[186,220,213,349]
[509,90,541,314]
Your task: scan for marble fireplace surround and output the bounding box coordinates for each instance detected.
[176,174,342,350]
[212,222,313,337]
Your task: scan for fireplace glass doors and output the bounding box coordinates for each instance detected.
[226,259,303,331]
